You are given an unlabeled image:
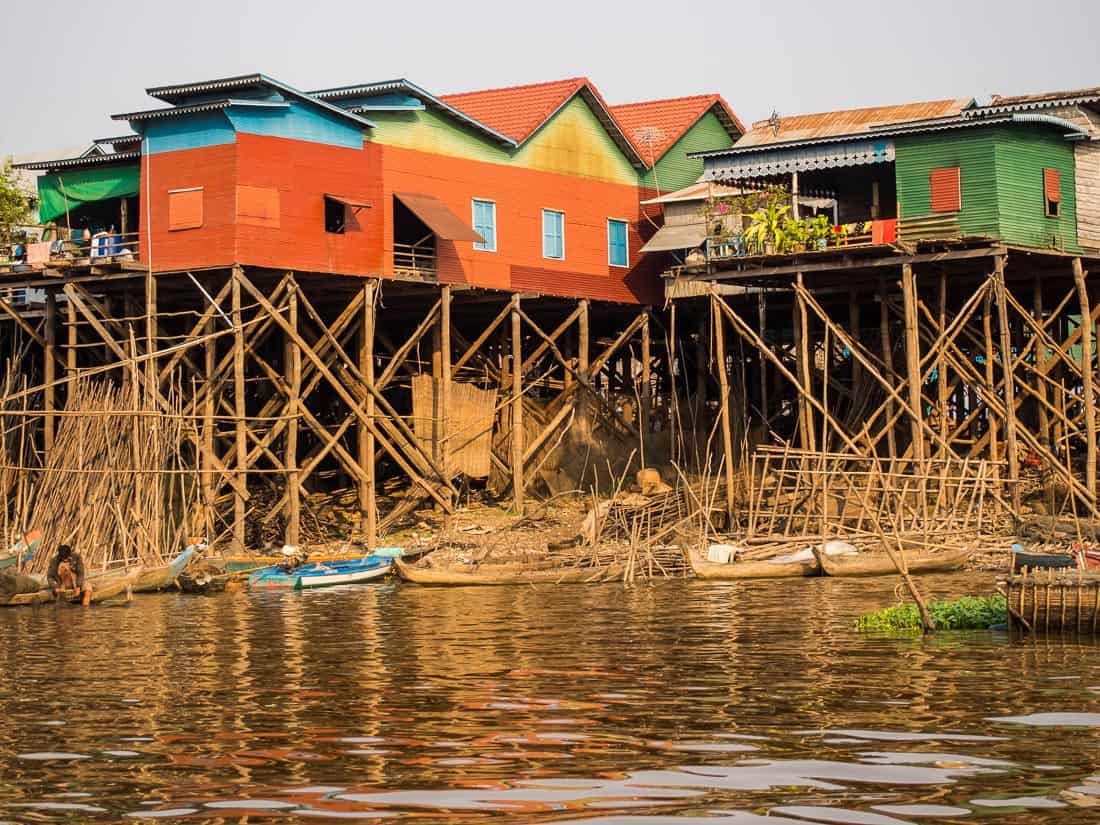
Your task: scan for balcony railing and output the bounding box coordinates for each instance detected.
[2,225,142,271]
[393,241,436,280]
[705,218,899,262]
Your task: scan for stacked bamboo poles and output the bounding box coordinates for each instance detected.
[0,364,38,548]
[10,377,197,574]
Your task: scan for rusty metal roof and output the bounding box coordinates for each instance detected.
[735,98,974,148]
[980,86,1100,114]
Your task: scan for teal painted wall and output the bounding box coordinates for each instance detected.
[642,111,734,192]
[144,111,236,155]
[895,124,1079,251]
[227,100,365,149]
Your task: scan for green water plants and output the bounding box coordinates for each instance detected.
[857,595,1007,632]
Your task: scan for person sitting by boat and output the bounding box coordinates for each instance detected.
[277,545,308,573]
[47,545,91,605]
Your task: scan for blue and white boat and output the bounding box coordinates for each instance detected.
[248,553,397,590]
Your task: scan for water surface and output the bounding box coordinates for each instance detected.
[2,573,1099,823]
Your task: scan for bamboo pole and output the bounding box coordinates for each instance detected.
[441,284,452,516]
[44,291,57,454]
[878,277,898,458]
[510,294,524,514]
[794,272,816,451]
[711,293,737,519]
[901,264,924,463]
[641,310,651,465]
[359,280,377,547]
[1074,257,1097,504]
[232,267,247,552]
[994,258,1021,514]
[285,277,301,546]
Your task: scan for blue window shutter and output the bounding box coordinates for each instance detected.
[543,210,564,259]
[608,219,628,266]
[473,200,495,250]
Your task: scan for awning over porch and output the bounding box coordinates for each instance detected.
[702,138,895,182]
[640,222,708,253]
[394,192,484,243]
[37,163,141,224]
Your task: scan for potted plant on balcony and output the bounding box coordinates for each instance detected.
[744,199,790,255]
[808,214,832,251]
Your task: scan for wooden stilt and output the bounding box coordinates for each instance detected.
[879,277,898,458]
[712,292,737,519]
[44,291,57,453]
[794,272,816,451]
[901,263,924,462]
[202,309,216,542]
[994,257,1021,514]
[575,299,591,447]
[641,311,651,464]
[511,294,524,514]
[1074,257,1097,504]
[285,277,301,546]
[849,288,861,399]
[231,266,247,552]
[983,288,1000,472]
[440,284,452,514]
[66,299,77,375]
[359,280,377,547]
[757,290,769,429]
[937,270,949,455]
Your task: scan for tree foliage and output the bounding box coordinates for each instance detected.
[0,158,31,240]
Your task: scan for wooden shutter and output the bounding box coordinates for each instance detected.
[237,185,280,227]
[168,188,203,231]
[1044,168,1061,204]
[929,167,961,213]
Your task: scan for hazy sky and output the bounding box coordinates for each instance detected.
[3,0,1099,156]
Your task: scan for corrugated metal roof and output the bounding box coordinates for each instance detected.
[986,86,1100,112]
[609,95,744,164]
[703,138,895,181]
[640,181,743,205]
[640,223,707,252]
[310,79,518,147]
[736,98,973,148]
[93,134,142,146]
[112,99,287,122]
[12,151,141,171]
[395,192,484,243]
[143,74,376,129]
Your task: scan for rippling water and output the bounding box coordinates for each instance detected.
[2,573,1100,823]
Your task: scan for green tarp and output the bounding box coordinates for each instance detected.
[37,164,140,224]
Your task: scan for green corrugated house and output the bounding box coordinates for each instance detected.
[683,88,1100,255]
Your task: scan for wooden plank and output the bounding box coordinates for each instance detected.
[511,294,524,514]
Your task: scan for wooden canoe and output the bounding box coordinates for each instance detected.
[685,547,819,580]
[815,546,969,577]
[0,566,143,607]
[394,557,623,585]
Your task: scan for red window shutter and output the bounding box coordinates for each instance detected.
[237,185,280,227]
[929,167,961,213]
[168,188,203,231]
[1044,168,1061,203]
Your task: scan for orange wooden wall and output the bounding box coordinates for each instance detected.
[142,134,662,304]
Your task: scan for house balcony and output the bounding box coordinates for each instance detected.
[392,240,437,281]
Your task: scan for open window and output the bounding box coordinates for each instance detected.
[1043,168,1061,217]
[324,194,370,234]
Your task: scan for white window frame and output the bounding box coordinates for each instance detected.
[471,198,497,252]
[607,217,629,268]
[542,208,565,260]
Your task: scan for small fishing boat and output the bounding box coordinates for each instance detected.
[1011,543,1080,573]
[249,554,394,590]
[686,547,819,580]
[0,565,143,607]
[0,529,42,572]
[393,557,623,585]
[131,548,198,593]
[815,546,969,577]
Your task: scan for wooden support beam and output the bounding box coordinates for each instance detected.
[576,299,591,446]
[43,291,57,453]
[511,294,524,514]
[232,268,248,551]
[712,294,737,518]
[439,284,453,514]
[936,271,949,455]
[641,310,651,462]
[1075,257,1097,503]
[360,280,377,548]
[901,263,924,462]
[878,278,898,458]
[202,313,216,541]
[285,278,301,546]
[794,272,815,451]
[994,260,1021,512]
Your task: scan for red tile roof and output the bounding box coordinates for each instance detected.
[737,98,973,147]
[610,95,744,164]
[439,77,589,143]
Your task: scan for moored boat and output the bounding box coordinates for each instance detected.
[0,529,42,572]
[1011,543,1080,573]
[0,565,144,607]
[815,546,969,577]
[685,546,819,580]
[249,554,394,590]
[393,557,623,585]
